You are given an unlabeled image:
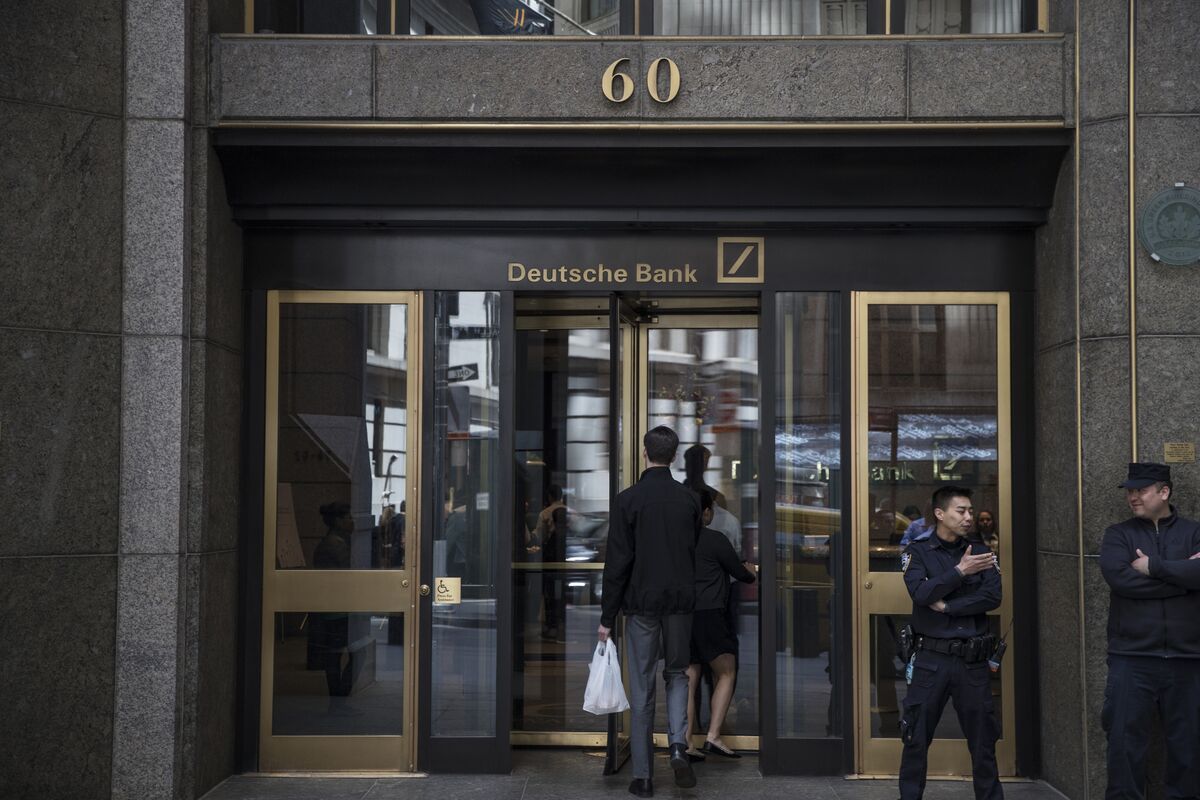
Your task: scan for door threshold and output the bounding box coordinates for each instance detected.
[244,772,429,779]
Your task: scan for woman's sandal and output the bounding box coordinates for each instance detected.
[701,740,741,759]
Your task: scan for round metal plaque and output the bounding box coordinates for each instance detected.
[1138,184,1200,266]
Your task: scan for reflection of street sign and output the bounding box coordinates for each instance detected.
[434,577,462,605]
[446,363,479,383]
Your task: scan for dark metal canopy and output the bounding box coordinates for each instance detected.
[214,128,1070,227]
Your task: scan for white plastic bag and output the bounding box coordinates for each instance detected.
[583,640,630,715]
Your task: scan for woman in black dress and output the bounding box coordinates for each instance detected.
[685,489,757,758]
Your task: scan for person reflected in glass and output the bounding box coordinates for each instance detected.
[309,502,357,711]
[900,504,935,548]
[532,484,569,641]
[686,489,757,760]
[444,490,468,579]
[975,510,999,550]
[684,444,727,510]
[314,501,352,569]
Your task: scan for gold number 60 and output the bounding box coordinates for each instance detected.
[602,58,681,104]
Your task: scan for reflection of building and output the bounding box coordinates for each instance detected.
[7,1,1200,798]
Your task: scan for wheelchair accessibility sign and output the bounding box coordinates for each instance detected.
[434,577,462,605]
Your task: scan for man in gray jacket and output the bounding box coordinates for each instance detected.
[599,426,702,798]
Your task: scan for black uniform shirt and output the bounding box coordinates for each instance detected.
[902,532,1001,639]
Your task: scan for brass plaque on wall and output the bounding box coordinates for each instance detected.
[1164,442,1196,464]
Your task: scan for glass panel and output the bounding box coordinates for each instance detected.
[254,0,385,33]
[775,293,841,739]
[655,0,868,34]
[895,0,1022,33]
[865,304,1000,572]
[272,611,405,735]
[869,614,1003,738]
[647,327,760,738]
[276,303,410,571]
[410,0,619,35]
[513,325,612,734]
[430,292,500,737]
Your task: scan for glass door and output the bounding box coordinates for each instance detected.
[851,292,1015,776]
[511,302,615,747]
[260,291,422,771]
[637,304,761,752]
[511,297,761,759]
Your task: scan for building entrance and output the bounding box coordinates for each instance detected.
[258,292,424,772]
[511,296,762,753]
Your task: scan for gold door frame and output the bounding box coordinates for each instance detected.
[512,304,761,752]
[851,291,1015,776]
[512,311,621,748]
[261,290,423,772]
[638,312,760,753]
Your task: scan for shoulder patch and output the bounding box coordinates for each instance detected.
[901,551,912,573]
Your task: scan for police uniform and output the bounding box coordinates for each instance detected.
[899,531,1003,800]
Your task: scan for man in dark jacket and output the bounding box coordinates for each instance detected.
[899,485,1002,800]
[1099,462,1200,800]
[599,425,702,797]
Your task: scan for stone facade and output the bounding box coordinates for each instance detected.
[1,0,242,798]
[3,1,1199,798]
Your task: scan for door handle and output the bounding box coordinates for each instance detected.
[864,581,873,590]
[419,584,431,597]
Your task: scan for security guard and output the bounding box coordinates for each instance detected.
[899,485,1002,800]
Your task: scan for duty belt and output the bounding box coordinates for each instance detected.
[917,634,996,663]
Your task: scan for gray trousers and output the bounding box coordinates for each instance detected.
[625,613,693,780]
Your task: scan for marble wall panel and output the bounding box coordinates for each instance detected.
[1036,552,1085,797]
[0,0,122,114]
[908,40,1066,119]
[1135,0,1200,115]
[1078,120,1130,339]
[0,556,117,800]
[188,342,244,554]
[0,329,120,556]
[637,41,905,120]
[216,39,373,119]
[190,135,245,353]
[1133,117,1200,336]
[124,119,188,336]
[194,551,240,798]
[126,0,187,119]
[375,41,643,120]
[1135,335,1200,519]
[120,337,186,554]
[111,554,182,800]
[1035,343,1080,555]
[1082,556,1112,800]
[1079,0,1127,123]
[1079,337,1132,554]
[0,102,123,333]
[1035,153,1076,352]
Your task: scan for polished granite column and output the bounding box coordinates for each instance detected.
[0,0,124,798]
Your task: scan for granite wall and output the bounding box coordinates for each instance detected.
[1034,2,1200,798]
[0,0,243,798]
[211,35,1072,124]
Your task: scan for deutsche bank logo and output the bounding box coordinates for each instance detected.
[716,237,765,283]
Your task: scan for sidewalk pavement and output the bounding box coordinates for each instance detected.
[201,748,1068,800]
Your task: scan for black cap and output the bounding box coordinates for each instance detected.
[1118,462,1171,489]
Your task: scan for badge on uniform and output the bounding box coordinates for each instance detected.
[901,551,912,573]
